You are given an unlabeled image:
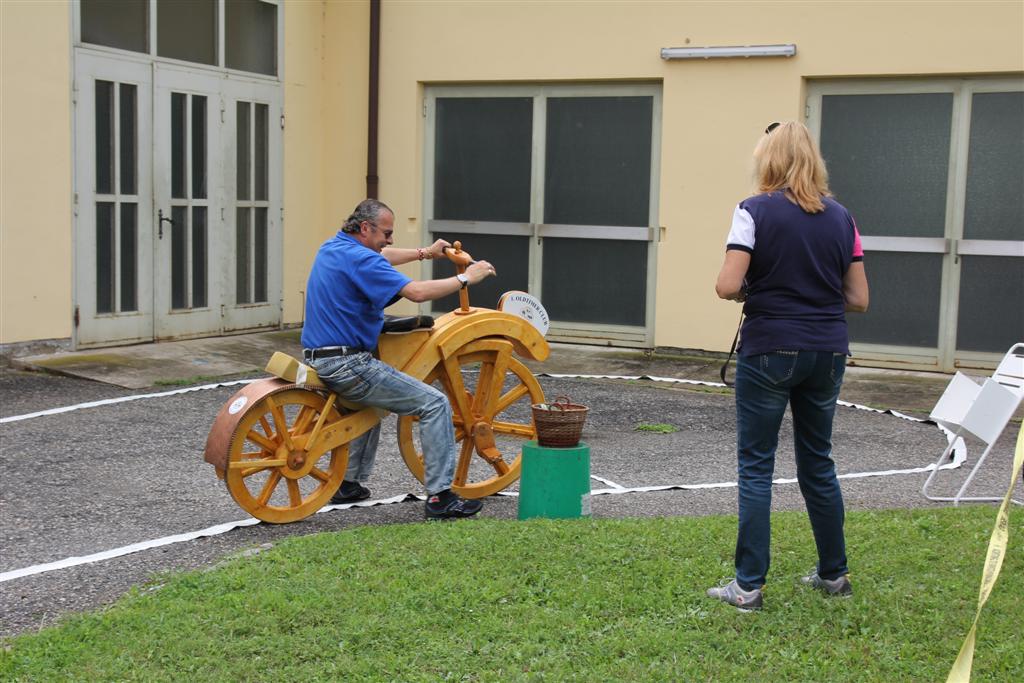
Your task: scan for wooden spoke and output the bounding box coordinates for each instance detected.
[265,396,296,451]
[440,355,475,426]
[256,470,282,507]
[287,479,302,507]
[482,348,512,419]
[240,450,267,459]
[491,420,535,438]
[229,457,286,472]
[240,463,283,478]
[246,429,277,453]
[452,437,475,488]
[306,393,336,449]
[471,354,498,415]
[258,415,273,439]
[494,383,530,416]
[309,466,331,483]
[291,405,316,437]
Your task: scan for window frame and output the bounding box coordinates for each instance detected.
[422,82,663,347]
[807,75,1024,371]
[72,0,283,83]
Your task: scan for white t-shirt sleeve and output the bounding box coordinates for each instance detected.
[726,205,755,252]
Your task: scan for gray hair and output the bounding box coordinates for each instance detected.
[341,199,394,233]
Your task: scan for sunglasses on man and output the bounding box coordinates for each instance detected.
[364,221,393,239]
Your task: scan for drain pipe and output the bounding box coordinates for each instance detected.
[366,0,381,199]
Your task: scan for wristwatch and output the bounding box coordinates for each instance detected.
[456,273,469,289]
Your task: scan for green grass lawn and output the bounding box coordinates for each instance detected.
[2,506,1021,681]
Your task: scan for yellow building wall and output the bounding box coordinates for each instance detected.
[282,0,371,325]
[363,0,1024,351]
[280,2,325,328]
[0,1,72,344]
[2,1,1021,353]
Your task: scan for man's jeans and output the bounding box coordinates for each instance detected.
[733,350,849,590]
[311,352,456,495]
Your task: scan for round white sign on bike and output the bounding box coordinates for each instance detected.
[498,291,549,336]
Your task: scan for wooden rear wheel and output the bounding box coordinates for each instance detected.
[398,338,544,498]
[225,388,348,523]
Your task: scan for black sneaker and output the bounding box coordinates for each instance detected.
[425,490,483,520]
[800,570,853,597]
[330,480,371,504]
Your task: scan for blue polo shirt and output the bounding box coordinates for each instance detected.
[726,192,864,356]
[300,231,412,351]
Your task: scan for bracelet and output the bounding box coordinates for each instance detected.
[417,247,429,261]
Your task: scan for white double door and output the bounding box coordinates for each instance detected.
[74,52,281,347]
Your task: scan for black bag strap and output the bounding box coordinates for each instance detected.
[719,313,744,387]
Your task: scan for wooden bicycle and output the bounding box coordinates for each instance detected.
[204,243,550,523]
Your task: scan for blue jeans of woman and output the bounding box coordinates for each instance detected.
[311,352,456,495]
[734,350,849,590]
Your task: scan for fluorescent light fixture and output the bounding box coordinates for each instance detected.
[660,44,797,60]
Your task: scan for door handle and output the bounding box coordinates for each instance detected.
[157,209,174,239]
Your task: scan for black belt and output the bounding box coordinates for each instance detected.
[303,346,364,362]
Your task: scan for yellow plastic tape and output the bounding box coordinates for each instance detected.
[946,421,1023,683]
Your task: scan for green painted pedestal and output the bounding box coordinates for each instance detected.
[517,441,591,520]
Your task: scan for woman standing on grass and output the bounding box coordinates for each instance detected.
[708,121,869,611]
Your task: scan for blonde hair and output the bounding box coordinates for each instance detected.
[753,121,831,213]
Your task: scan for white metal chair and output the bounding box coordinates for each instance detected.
[922,343,1024,506]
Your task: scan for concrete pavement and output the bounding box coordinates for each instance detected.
[2,328,1020,638]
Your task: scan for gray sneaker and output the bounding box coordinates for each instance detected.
[801,571,853,597]
[706,578,763,611]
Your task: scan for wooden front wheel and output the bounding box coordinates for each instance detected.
[398,338,544,498]
[225,388,348,523]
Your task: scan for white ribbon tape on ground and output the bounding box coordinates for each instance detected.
[0,372,965,582]
[0,378,258,424]
[590,474,626,489]
[0,492,424,583]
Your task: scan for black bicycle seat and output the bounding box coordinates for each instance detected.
[382,314,435,333]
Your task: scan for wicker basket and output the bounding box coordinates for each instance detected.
[531,396,589,448]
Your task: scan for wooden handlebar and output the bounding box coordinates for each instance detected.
[443,241,473,268]
[444,241,473,314]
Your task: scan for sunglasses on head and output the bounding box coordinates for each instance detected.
[765,122,781,135]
